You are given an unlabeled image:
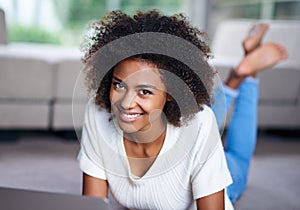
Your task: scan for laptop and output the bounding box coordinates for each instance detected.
[0,187,112,210]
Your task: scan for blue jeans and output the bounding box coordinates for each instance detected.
[212,77,259,203]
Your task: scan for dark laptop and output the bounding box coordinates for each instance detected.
[0,187,112,210]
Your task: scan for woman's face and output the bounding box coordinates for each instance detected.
[109,59,167,134]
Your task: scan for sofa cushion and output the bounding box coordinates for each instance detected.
[211,19,300,70]
[0,55,53,100]
[0,103,49,129]
[54,59,87,100]
[52,100,87,130]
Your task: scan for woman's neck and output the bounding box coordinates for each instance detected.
[124,124,167,158]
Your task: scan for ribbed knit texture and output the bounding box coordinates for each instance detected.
[79,98,234,209]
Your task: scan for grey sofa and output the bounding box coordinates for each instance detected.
[0,7,299,130]
[0,43,87,130]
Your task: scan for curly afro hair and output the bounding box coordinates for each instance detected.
[81,10,216,127]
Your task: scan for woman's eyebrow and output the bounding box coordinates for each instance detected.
[112,76,123,82]
[136,84,158,90]
[113,76,159,90]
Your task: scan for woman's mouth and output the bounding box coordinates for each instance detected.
[119,112,143,122]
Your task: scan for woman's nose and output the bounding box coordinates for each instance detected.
[120,91,136,110]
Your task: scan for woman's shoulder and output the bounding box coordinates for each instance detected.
[193,105,216,125]
[190,105,220,143]
[86,96,110,117]
[84,96,113,129]
[172,105,216,133]
[84,97,121,147]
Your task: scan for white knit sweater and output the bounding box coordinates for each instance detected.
[78,98,234,210]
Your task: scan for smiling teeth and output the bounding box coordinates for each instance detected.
[123,113,141,119]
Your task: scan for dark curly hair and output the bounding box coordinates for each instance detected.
[81,10,216,127]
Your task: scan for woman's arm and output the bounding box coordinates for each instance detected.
[196,189,225,210]
[82,173,108,198]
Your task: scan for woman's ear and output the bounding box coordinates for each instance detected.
[167,94,173,102]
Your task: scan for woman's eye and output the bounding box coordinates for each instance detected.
[113,82,125,89]
[139,89,152,95]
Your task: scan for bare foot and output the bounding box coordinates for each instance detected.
[242,23,269,54]
[235,42,288,76]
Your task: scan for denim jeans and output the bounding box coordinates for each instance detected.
[212,77,259,203]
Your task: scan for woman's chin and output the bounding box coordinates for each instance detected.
[117,120,141,134]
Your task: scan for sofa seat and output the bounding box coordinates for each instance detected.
[1,19,300,131]
[52,59,88,130]
[0,43,84,130]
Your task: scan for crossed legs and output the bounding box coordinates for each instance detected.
[212,23,288,203]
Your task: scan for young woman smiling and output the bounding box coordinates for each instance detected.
[78,10,287,210]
